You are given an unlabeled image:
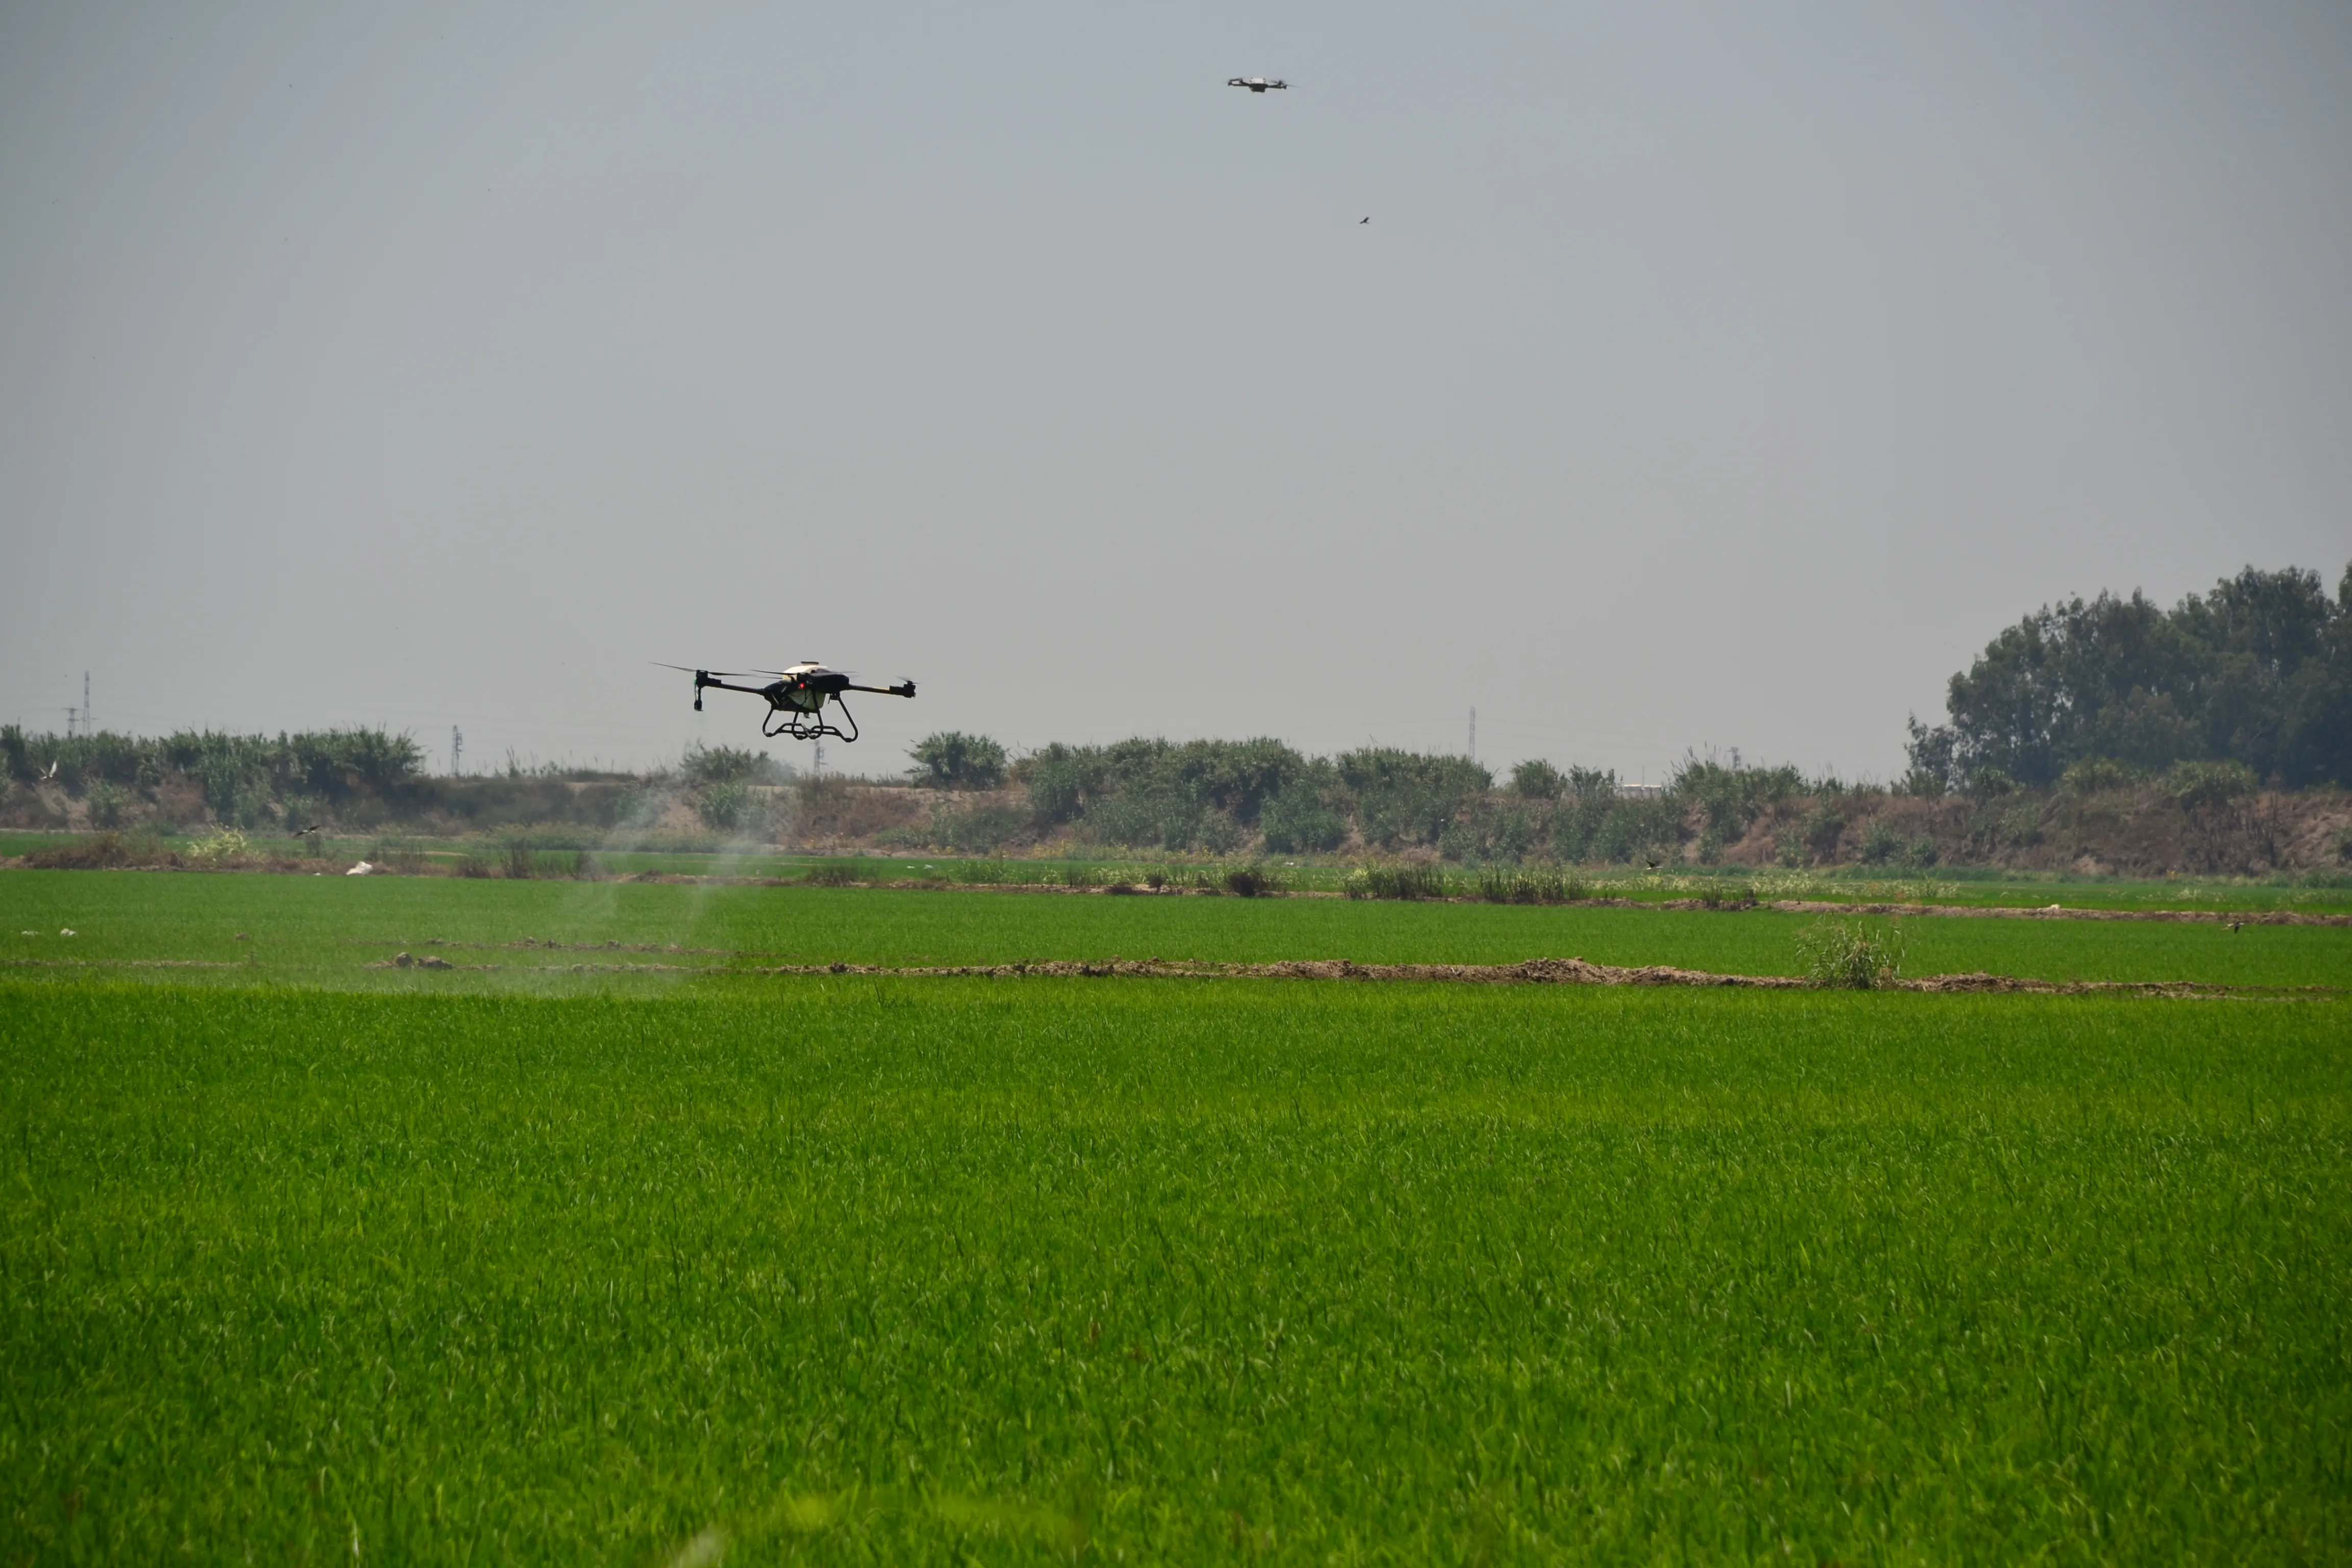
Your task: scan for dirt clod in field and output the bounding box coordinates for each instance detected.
[737,955,2289,997]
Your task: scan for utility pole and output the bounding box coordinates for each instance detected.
[1468,707,1476,762]
[450,726,463,776]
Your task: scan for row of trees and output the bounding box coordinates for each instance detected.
[1907,562,2352,791]
[895,733,1755,863]
[2,725,425,827]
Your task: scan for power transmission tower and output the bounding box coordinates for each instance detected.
[451,726,463,776]
[81,673,91,735]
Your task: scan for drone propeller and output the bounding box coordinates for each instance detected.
[652,663,779,679]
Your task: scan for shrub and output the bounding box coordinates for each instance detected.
[803,862,859,887]
[925,801,1026,854]
[1259,785,1347,854]
[697,780,754,832]
[1223,865,1273,897]
[186,827,252,865]
[2337,825,2352,865]
[1697,881,1756,910]
[1898,768,1947,799]
[1563,766,1618,802]
[1798,803,1847,864]
[1858,817,1902,865]
[682,744,769,786]
[2166,758,2258,815]
[1509,760,1565,800]
[1337,749,1491,850]
[504,841,537,879]
[909,732,1008,791]
[27,831,174,870]
[1905,835,1940,868]
[1475,866,1579,904]
[456,853,492,878]
[85,781,127,829]
[1672,756,1804,839]
[2061,757,2138,796]
[1795,919,1906,989]
[1343,863,1451,900]
[1966,766,2017,800]
[1595,796,1683,865]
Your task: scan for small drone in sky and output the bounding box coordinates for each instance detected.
[657,660,915,743]
[1228,76,1288,93]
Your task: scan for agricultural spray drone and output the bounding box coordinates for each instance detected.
[657,660,915,743]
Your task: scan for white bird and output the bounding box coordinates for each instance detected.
[40,760,58,781]
[1227,76,1287,92]
[347,861,374,876]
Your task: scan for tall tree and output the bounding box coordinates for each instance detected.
[1909,564,2352,788]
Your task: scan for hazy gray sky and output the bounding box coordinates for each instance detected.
[4,2,2347,780]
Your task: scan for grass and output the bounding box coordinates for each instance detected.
[3,979,2347,1562]
[4,871,2347,991]
[13,829,2352,913]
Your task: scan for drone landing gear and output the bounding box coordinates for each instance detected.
[763,699,861,744]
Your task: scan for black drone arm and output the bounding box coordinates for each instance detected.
[687,669,782,712]
[842,680,917,699]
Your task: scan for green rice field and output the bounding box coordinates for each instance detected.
[4,871,2349,992]
[3,869,2349,1562]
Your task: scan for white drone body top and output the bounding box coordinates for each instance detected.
[1227,76,1288,93]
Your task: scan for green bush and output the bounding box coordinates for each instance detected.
[683,744,769,787]
[1795,919,1906,990]
[1966,766,2017,800]
[909,732,1008,791]
[1475,866,1580,904]
[1671,756,1804,839]
[1259,785,1347,854]
[1223,865,1276,897]
[696,781,754,832]
[2167,758,2258,815]
[1858,817,1902,865]
[1509,760,1565,800]
[1337,749,1491,850]
[84,781,127,829]
[925,801,1026,854]
[2061,757,2138,796]
[1342,863,1451,900]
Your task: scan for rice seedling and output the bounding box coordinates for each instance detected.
[1,979,2344,1561]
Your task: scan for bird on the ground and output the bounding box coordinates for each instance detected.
[2229,920,2242,933]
